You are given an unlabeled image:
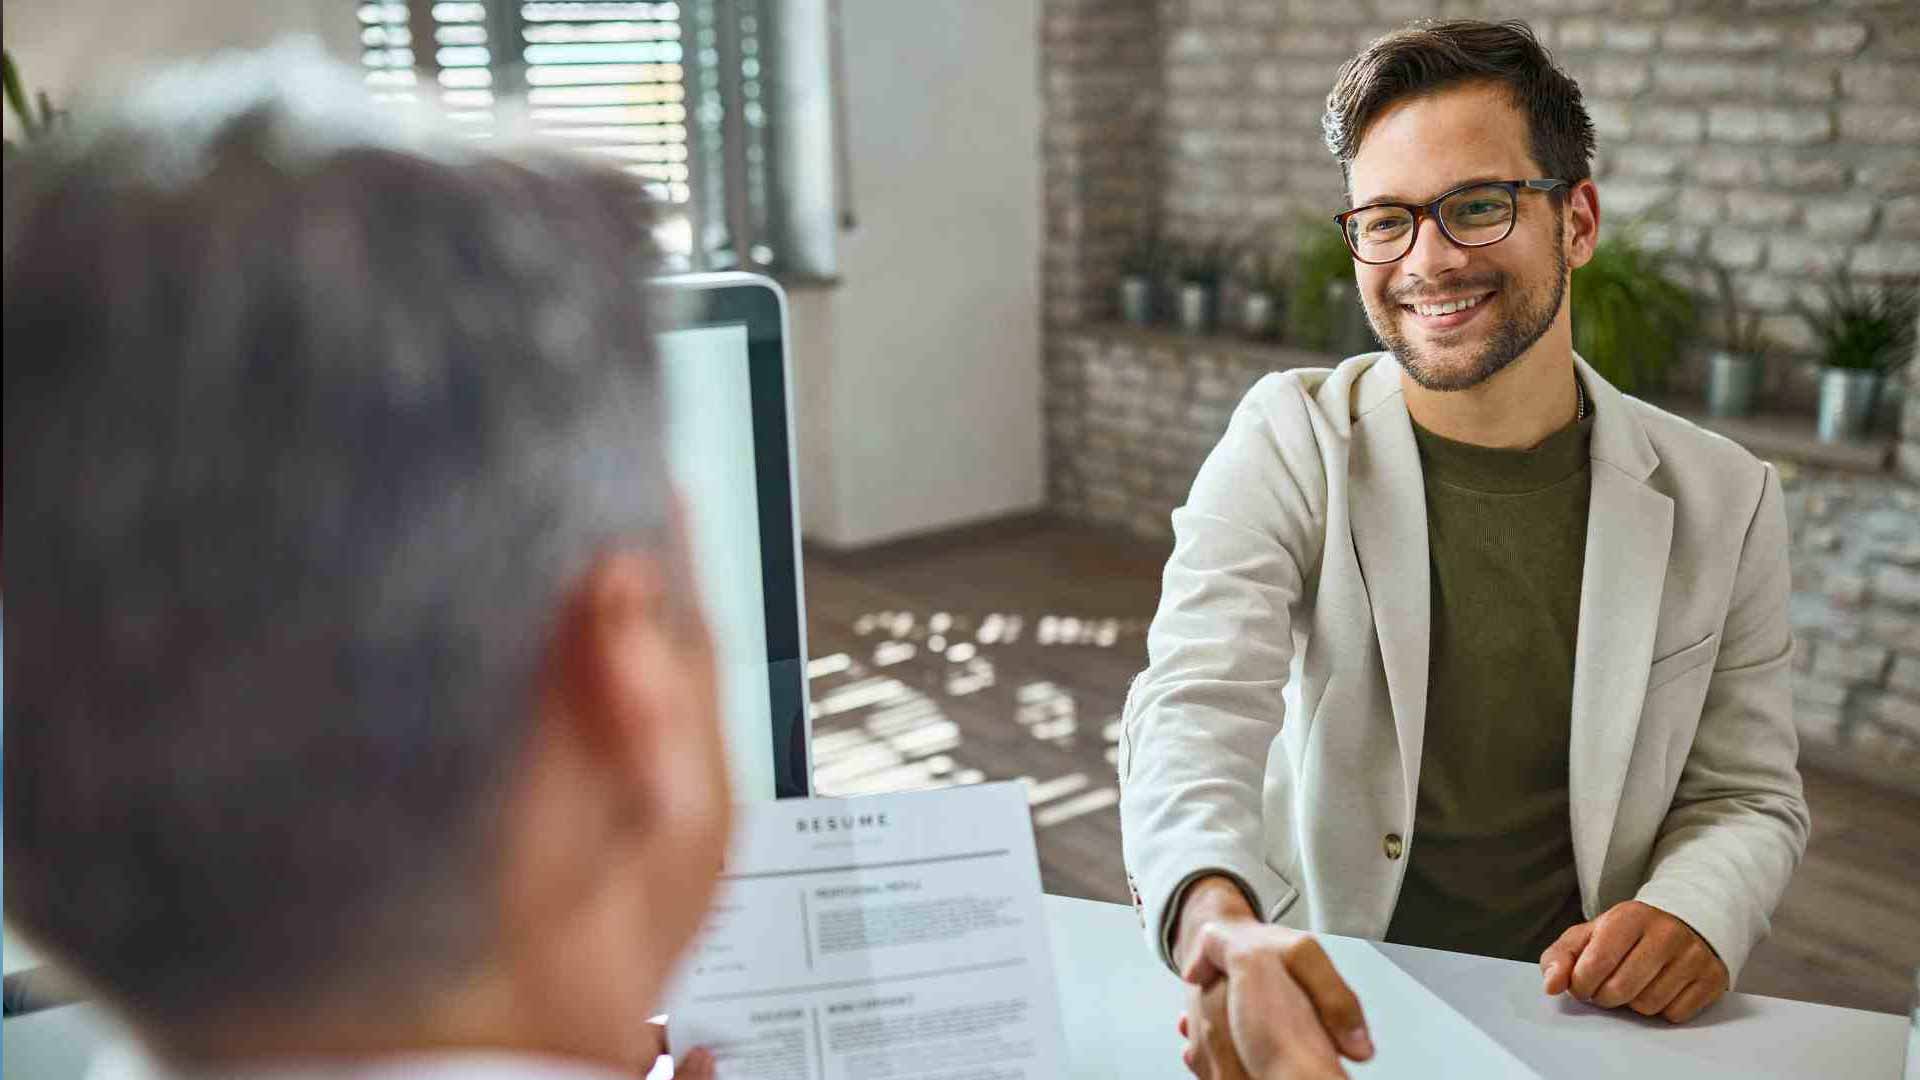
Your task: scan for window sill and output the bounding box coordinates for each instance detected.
[1646,396,1895,475]
[1062,324,1898,475]
[1063,321,1344,371]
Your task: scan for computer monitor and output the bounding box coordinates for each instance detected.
[652,273,812,801]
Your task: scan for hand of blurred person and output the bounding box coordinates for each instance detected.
[1539,900,1729,1023]
[1175,916,1371,1080]
[639,1020,715,1079]
[1182,980,1254,1080]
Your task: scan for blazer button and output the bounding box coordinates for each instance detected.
[1384,833,1405,860]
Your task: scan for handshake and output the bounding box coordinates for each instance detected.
[1171,877,1731,1079]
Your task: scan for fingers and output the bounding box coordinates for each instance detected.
[1559,902,1732,1021]
[1629,959,1696,1018]
[637,1020,671,1070]
[1539,921,1593,996]
[1243,965,1351,1080]
[1280,936,1373,1061]
[1181,982,1222,1080]
[1591,931,1674,1009]
[1661,978,1724,1024]
[1181,921,1371,1066]
[1570,910,1645,1002]
[1542,903,1730,1023]
[675,1047,716,1080]
[1198,980,1252,1080]
[1181,921,1233,987]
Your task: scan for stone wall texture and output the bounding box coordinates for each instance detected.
[1784,462,1920,775]
[1901,314,1920,481]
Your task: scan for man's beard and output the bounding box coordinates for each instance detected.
[1363,236,1569,393]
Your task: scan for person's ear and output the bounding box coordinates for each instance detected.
[1565,178,1601,271]
[551,548,719,836]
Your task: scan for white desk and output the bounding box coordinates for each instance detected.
[7,897,1910,1078]
[1047,894,1910,1079]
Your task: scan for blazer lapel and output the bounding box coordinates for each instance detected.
[1568,355,1673,915]
[1345,356,1431,816]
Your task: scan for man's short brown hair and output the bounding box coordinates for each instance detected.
[1322,19,1595,194]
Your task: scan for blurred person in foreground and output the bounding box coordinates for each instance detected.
[1119,20,1809,1079]
[3,44,739,1079]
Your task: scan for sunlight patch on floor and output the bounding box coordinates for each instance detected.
[1022,771,1091,805]
[809,611,1146,805]
[1034,786,1120,829]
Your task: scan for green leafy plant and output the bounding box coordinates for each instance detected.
[1792,268,1918,374]
[1286,217,1357,351]
[4,50,65,152]
[1704,259,1774,362]
[1569,228,1696,393]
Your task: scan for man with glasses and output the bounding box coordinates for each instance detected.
[1118,20,1807,1078]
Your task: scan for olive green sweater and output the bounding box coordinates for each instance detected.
[1383,410,1595,963]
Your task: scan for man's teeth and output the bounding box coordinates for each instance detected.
[1410,293,1487,317]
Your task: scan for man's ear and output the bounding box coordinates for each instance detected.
[547,549,712,832]
[1565,178,1601,271]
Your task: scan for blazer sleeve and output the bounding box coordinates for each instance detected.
[1117,374,1328,970]
[1634,463,1811,987]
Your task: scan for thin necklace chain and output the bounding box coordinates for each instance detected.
[1575,377,1588,422]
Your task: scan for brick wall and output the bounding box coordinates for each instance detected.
[1785,274,1920,782]
[1901,312,1920,481]
[1785,463,1920,780]
[1042,0,1163,513]
[1050,326,1320,532]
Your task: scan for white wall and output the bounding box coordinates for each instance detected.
[2,1,359,140]
[792,0,1045,549]
[4,0,1046,552]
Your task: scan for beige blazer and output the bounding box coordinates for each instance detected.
[1117,352,1808,985]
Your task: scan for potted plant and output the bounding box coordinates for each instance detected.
[1287,218,1373,355]
[1235,246,1288,340]
[1794,269,1918,443]
[1116,230,1163,328]
[1173,237,1229,335]
[1702,260,1774,418]
[1569,228,1696,395]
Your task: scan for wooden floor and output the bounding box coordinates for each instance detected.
[803,517,1920,1016]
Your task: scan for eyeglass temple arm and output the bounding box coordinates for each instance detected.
[1522,179,1568,192]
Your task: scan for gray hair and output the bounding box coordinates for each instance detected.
[4,44,672,1039]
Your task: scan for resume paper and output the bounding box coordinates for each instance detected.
[662,782,1067,1080]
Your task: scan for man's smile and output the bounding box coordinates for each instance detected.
[1400,289,1498,331]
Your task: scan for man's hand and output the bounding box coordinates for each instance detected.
[1183,980,1254,1080]
[639,1020,715,1078]
[1178,919,1373,1080]
[1539,900,1729,1023]
[1172,875,1260,971]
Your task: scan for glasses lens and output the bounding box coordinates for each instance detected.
[1345,206,1416,263]
[1439,184,1516,246]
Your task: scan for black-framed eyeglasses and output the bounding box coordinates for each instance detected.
[1333,178,1569,265]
